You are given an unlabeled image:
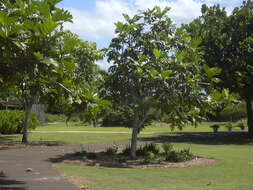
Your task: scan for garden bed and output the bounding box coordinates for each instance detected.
[55,143,219,169]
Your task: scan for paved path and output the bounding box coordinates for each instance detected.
[0,145,82,190]
[0,142,133,190]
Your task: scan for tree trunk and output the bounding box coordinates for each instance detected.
[246,98,253,138]
[22,103,33,144]
[130,125,139,159]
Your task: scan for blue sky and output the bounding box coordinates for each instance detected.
[57,0,243,69]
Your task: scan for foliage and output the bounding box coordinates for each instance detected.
[102,106,134,127]
[235,121,245,130]
[105,146,118,155]
[122,146,131,156]
[210,89,240,121]
[0,110,38,134]
[0,0,105,142]
[0,0,77,143]
[220,102,248,122]
[137,143,160,156]
[106,6,216,158]
[224,122,233,132]
[143,152,156,164]
[162,143,174,154]
[185,1,253,137]
[165,148,194,163]
[210,124,220,133]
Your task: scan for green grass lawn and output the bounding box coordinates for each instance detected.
[1,121,252,190]
[57,142,253,190]
[0,121,245,144]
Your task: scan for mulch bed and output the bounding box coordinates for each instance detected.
[59,152,219,169]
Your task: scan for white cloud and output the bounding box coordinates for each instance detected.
[62,0,242,69]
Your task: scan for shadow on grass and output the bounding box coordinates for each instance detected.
[0,172,27,190]
[139,131,253,145]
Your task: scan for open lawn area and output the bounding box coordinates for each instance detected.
[1,122,253,190]
[0,122,244,144]
[56,142,253,190]
[57,142,253,190]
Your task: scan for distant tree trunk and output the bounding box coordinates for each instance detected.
[22,101,33,144]
[246,98,253,138]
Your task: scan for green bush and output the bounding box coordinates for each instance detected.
[0,110,38,134]
[105,146,118,155]
[165,148,194,162]
[143,152,156,164]
[210,124,220,133]
[137,143,160,156]
[225,122,233,132]
[162,143,174,154]
[122,146,131,156]
[235,121,245,130]
[220,102,249,121]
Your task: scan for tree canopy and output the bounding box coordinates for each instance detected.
[106,7,217,159]
[185,0,253,137]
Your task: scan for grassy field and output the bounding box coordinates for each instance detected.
[1,122,252,190]
[56,142,253,190]
[0,121,238,144]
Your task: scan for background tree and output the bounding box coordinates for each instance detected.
[106,7,216,159]
[185,1,253,137]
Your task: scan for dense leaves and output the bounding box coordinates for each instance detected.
[185,0,253,137]
[106,7,215,158]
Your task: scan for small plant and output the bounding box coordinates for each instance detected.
[122,146,131,156]
[165,148,194,162]
[210,124,220,133]
[143,152,156,164]
[225,122,233,132]
[137,143,160,156]
[236,122,245,130]
[162,143,173,154]
[105,146,118,155]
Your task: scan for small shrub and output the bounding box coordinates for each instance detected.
[122,146,131,156]
[137,143,160,156]
[236,122,245,130]
[162,143,173,154]
[225,122,233,132]
[0,110,38,134]
[165,148,194,162]
[210,124,220,133]
[143,152,156,164]
[105,146,118,155]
